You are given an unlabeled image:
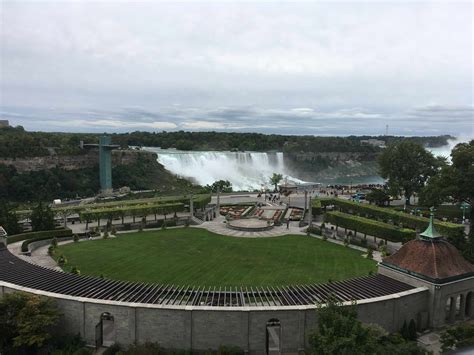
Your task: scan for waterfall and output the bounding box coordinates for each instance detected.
[144,148,304,191]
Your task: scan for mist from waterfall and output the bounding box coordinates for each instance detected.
[144,148,304,190]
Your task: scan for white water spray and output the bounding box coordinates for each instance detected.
[144,148,305,190]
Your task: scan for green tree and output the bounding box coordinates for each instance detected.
[378,141,441,206]
[0,292,60,352]
[0,202,22,235]
[205,180,233,193]
[420,140,474,258]
[269,173,283,192]
[30,201,55,231]
[309,296,428,355]
[440,322,474,353]
[366,189,390,206]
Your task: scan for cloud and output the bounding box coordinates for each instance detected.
[0,2,472,136]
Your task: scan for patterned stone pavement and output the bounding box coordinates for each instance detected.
[192,216,306,237]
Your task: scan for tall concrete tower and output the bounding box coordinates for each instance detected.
[99,136,114,194]
[82,136,119,195]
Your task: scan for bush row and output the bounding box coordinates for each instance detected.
[20,229,73,252]
[324,211,416,243]
[7,228,72,245]
[320,198,464,239]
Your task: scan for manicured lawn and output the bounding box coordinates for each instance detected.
[56,228,376,287]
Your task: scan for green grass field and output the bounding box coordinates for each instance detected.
[56,228,376,287]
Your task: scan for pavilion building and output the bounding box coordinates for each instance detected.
[379,209,474,328]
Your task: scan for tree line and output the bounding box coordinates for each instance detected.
[1,125,451,158]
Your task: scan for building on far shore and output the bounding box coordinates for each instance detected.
[0,120,10,128]
[361,138,386,148]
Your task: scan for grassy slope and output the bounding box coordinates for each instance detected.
[57,228,376,287]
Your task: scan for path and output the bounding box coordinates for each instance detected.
[192,216,306,237]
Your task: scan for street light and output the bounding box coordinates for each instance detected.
[461,202,470,224]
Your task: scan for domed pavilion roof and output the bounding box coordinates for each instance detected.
[381,209,474,283]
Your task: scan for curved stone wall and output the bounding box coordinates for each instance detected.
[0,245,429,352]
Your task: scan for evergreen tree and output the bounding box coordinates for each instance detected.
[408,319,417,341]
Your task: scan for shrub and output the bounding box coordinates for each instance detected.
[111,226,117,235]
[57,255,67,266]
[51,237,58,248]
[366,248,373,259]
[161,221,167,230]
[73,234,79,243]
[103,343,123,355]
[47,245,55,256]
[70,266,80,275]
[324,211,416,243]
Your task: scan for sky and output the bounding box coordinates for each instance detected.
[0,0,473,137]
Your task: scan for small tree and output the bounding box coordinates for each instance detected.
[400,320,409,340]
[269,173,283,192]
[408,319,417,341]
[30,202,55,232]
[0,203,22,235]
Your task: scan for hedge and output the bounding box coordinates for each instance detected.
[7,228,72,245]
[324,211,416,243]
[311,199,323,216]
[79,202,185,222]
[320,198,464,239]
[21,231,73,253]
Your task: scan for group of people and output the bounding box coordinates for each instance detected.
[257,192,281,203]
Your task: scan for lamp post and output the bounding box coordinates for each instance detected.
[461,202,470,224]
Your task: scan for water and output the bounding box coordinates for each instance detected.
[427,136,473,161]
[144,148,306,190]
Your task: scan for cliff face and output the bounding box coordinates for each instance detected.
[0,149,155,173]
[284,151,380,182]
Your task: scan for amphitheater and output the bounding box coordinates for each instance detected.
[1,216,474,354]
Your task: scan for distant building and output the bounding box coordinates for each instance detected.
[361,138,386,148]
[0,120,9,128]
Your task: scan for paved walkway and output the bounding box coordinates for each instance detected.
[192,216,306,237]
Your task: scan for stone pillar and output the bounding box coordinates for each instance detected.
[449,296,456,322]
[189,195,194,219]
[467,292,473,318]
[460,294,467,320]
[308,196,313,227]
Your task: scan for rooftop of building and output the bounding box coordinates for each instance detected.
[381,209,474,283]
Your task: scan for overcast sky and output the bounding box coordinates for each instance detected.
[0,1,472,137]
